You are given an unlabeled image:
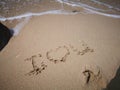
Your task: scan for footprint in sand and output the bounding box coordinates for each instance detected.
[25,54,47,76]
[46,45,70,64]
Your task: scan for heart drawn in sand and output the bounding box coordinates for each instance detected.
[46,46,70,63]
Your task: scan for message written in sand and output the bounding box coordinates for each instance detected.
[24,41,104,85]
[24,41,94,75]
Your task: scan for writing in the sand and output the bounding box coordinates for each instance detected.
[24,41,94,76]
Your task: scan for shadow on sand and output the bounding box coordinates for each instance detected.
[0,22,13,51]
[105,66,120,90]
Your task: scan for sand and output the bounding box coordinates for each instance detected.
[0,14,120,90]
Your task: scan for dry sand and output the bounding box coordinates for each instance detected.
[0,14,120,90]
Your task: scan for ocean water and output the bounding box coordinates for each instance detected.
[0,0,120,35]
[0,0,120,21]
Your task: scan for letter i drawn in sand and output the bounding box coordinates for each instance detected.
[24,54,47,76]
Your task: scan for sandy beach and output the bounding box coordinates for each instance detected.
[0,14,120,90]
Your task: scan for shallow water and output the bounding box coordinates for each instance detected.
[0,0,120,36]
[0,0,120,21]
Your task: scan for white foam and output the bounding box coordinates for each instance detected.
[56,0,120,18]
[0,1,120,21]
[85,8,120,18]
[0,10,78,21]
[56,0,107,11]
[90,0,120,11]
[12,17,30,36]
[0,10,78,36]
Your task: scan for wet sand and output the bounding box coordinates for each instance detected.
[0,14,120,90]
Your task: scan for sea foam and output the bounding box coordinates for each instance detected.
[0,10,78,21]
[12,17,30,36]
[56,0,120,18]
[0,0,120,36]
[5,10,78,36]
[0,0,120,22]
